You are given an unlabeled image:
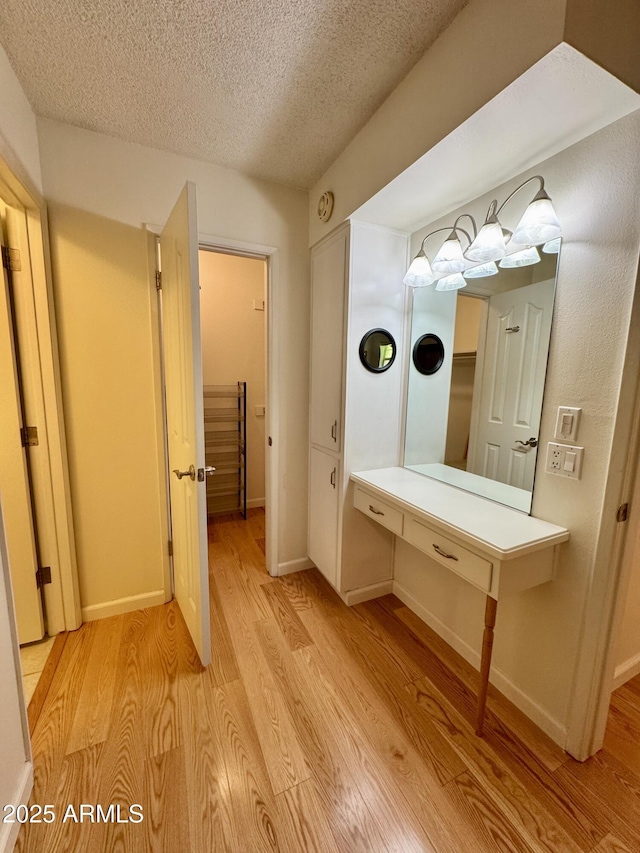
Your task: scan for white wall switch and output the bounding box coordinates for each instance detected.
[546,442,584,479]
[554,406,581,442]
[255,405,265,417]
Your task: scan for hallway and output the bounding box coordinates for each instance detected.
[17,509,640,852]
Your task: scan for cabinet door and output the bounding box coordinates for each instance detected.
[308,447,339,587]
[310,229,347,452]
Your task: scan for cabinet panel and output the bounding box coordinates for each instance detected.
[405,519,493,592]
[308,447,339,586]
[310,230,346,452]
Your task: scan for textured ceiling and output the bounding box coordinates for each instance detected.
[0,0,468,187]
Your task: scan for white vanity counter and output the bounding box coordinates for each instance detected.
[351,467,568,562]
[350,466,570,734]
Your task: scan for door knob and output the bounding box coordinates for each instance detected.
[173,464,196,480]
[197,466,216,481]
[515,437,538,448]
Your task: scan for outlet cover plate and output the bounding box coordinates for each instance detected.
[546,442,584,478]
[554,406,582,442]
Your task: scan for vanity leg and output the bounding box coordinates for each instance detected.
[476,595,498,736]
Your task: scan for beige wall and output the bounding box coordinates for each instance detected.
[396,112,640,749]
[199,250,266,507]
[453,295,482,354]
[37,118,309,613]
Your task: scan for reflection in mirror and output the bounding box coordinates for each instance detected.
[413,334,445,375]
[404,246,560,513]
[359,328,396,373]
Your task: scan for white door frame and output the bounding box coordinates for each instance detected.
[197,233,279,577]
[0,155,81,634]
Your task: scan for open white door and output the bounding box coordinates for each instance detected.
[160,183,211,666]
[469,279,554,489]
[0,221,44,644]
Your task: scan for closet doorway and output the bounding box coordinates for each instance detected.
[198,248,268,547]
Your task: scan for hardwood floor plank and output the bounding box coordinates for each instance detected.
[603,691,640,775]
[143,746,191,852]
[212,678,286,851]
[407,677,588,853]
[445,770,539,853]
[206,573,240,687]
[144,603,181,757]
[221,607,311,795]
[276,779,341,853]
[27,630,68,733]
[297,578,466,786]
[65,615,124,754]
[211,541,271,624]
[393,602,566,773]
[176,607,237,852]
[592,834,636,853]
[276,569,317,611]
[261,580,313,650]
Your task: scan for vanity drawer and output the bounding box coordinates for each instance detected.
[354,488,404,536]
[406,518,493,592]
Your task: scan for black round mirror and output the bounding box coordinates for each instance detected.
[413,333,445,375]
[359,328,396,373]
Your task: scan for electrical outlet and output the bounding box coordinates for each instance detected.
[546,442,584,479]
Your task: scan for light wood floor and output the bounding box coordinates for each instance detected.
[18,508,640,852]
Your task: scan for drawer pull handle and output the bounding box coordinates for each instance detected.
[330,468,336,488]
[331,420,337,442]
[433,544,458,561]
[369,505,384,516]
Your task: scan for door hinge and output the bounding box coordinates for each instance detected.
[1,246,21,272]
[168,539,173,557]
[20,425,39,446]
[156,270,162,291]
[617,503,629,523]
[36,566,52,587]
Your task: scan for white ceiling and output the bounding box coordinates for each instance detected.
[0,0,469,188]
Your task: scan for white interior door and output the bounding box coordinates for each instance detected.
[160,183,210,666]
[0,221,44,643]
[469,279,554,489]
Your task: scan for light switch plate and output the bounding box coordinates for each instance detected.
[546,442,584,479]
[554,406,581,442]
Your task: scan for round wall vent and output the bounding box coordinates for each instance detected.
[317,191,334,222]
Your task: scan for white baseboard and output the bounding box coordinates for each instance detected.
[613,651,640,690]
[81,589,167,622]
[247,498,265,509]
[277,557,314,576]
[393,581,568,747]
[344,580,394,606]
[0,762,33,853]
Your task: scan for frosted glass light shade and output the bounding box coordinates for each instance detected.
[512,197,561,245]
[463,261,498,279]
[432,234,466,274]
[435,273,467,291]
[464,222,507,263]
[499,246,541,268]
[542,237,562,254]
[403,251,435,287]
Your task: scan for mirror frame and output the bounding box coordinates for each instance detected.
[359,328,397,373]
[412,333,445,376]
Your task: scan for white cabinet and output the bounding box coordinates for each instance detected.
[307,223,408,599]
[308,448,339,586]
[309,228,347,453]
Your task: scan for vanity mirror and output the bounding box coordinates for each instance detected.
[404,245,560,513]
[359,328,397,373]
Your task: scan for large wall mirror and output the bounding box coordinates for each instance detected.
[404,245,560,512]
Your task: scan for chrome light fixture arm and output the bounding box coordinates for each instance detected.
[495,175,547,218]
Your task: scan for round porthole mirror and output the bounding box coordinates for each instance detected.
[413,333,445,375]
[359,328,397,373]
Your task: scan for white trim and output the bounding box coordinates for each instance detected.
[343,580,394,606]
[81,590,166,622]
[277,557,314,576]
[393,580,568,746]
[246,497,265,509]
[612,651,640,691]
[0,761,33,853]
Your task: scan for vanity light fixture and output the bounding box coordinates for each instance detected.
[499,246,541,268]
[403,175,561,288]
